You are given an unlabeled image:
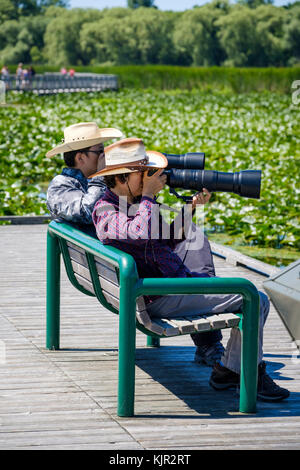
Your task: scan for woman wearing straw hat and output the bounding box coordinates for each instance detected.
[46,122,123,236]
[91,137,289,402]
[91,137,226,366]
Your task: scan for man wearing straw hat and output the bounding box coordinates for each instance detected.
[46,122,123,236]
[91,137,289,402]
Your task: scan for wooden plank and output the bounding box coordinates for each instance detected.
[166,317,196,334]
[136,310,152,328]
[205,314,227,329]
[73,273,95,294]
[222,312,240,328]
[68,245,88,267]
[144,321,164,336]
[96,262,119,286]
[136,297,147,312]
[189,315,211,332]
[99,277,120,299]
[153,318,180,336]
[68,244,119,285]
[71,260,120,300]
[101,290,119,310]
[94,254,119,276]
[71,260,91,282]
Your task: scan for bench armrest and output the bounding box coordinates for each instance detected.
[48,220,139,282]
[135,276,259,304]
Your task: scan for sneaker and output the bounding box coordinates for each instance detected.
[256,361,290,402]
[194,341,225,367]
[209,362,240,390]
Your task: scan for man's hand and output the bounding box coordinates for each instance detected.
[142,169,167,199]
[191,188,211,210]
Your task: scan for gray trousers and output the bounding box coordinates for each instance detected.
[147,288,269,373]
[174,230,222,346]
[147,229,270,373]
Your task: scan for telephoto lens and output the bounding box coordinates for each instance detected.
[163,152,205,170]
[166,169,261,199]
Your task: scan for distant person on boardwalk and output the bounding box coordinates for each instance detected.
[60,67,67,76]
[1,66,10,89]
[69,68,75,77]
[22,68,29,89]
[27,66,36,89]
[15,63,23,89]
[92,137,290,403]
[28,65,36,77]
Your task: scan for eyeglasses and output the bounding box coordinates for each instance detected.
[85,148,104,157]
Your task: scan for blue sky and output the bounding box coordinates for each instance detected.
[69,0,294,9]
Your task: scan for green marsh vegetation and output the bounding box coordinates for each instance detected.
[1,84,299,266]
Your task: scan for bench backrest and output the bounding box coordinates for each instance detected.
[57,232,167,336]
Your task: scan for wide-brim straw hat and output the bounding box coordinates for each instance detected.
[46,122,123,157]
[90,137,168,178]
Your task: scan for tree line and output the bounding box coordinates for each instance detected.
[0,0,299,67]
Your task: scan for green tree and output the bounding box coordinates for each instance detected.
[217,4,287,66]
[173,2,228,66]
[80,8,131,65]
[43,8,102,65]
[0,0,17,21]
[254,5,286,66]
[237,0,273,8]
[118,8,174,64]
[217,6,259,66]
[30,45,44,63]
[0,0,68,23]
[0,15,48,64]
[284,4,300,64]
[80,8,175,65]
[127,0,156,8]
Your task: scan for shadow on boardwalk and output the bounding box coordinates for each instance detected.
[134,345,300,419]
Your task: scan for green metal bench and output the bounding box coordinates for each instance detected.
[46,220,260,417]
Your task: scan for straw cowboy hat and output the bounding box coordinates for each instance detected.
[90,138,168,178]
[46,122,123,157]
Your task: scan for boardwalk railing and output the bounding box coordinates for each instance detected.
[2,73,118,94]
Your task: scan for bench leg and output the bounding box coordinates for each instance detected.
[46,231,61,350]
[239,295,260,413]
[118,287,136,417]
[147,336,160,347]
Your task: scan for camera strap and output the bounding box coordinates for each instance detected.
[169,187,193,202]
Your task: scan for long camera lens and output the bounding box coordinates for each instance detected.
[163,152,205,170]
[166,169,261,199]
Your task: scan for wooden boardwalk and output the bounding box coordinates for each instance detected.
[0,225,299,450]
[4,73,118,94]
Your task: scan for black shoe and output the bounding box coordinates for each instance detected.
[256,361,290,402]
[209,362,240,390]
